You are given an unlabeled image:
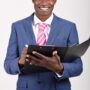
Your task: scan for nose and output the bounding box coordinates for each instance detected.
[40,0,49,5]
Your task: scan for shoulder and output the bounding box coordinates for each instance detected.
[54,14,76,26]
[12,14,33,27]
[12,18,26,27]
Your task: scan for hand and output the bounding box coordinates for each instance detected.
[18,47,28,65]
[26,51,64,74]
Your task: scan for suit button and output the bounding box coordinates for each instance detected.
[37,81,41,84]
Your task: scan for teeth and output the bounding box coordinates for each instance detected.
[40,8,48,10]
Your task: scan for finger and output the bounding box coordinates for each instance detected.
[26,59,30,62]
[26,54,41,65]
[26,55,39,65]
[26,54,32,63]
[26,58,29,61]
[56,55,61,63]
[52,51,61,63]
[32,51,46,59]
[26,54,30,57]
[22,47,28,54]
[25,54,31,60]
[29,54,41,63]
[26,54,30,58]
[52,51,57,56]
[30,60,40,66]
[55,54,60,60]
[52,51,59,59]
[23,47,28,51]
[29,57,42,66]
[30,61,33,65]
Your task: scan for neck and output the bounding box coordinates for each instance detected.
[35,13,52,22]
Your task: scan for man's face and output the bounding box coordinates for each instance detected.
[32,0,56,17]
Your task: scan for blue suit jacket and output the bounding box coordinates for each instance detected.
[4,14,83,90]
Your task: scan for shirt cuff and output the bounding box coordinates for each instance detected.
[55,72,63,78]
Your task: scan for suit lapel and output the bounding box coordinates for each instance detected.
[24,14,37,45]
[24,14,63,46]
[46,14,63,45]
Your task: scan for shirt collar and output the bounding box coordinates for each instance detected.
[33,13,54,26]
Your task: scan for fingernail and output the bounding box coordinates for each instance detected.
[26,55,29,57]
[26,59,29,61]
[53,51,57,55]
[32,51,36,54]
[55,51,57,54]
[30,62,32,65]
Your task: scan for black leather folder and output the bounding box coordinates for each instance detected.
[23,37,90,73]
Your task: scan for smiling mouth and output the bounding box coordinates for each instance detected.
[39,7,50,11]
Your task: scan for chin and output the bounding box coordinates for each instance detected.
[39,12,52,16]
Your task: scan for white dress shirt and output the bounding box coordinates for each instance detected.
[32,13,62,77]
[32,14,53,42]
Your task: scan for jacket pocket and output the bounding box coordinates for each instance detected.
[17,79,28,88]
[55,79,71,90]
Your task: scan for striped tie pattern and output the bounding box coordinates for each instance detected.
[37,23,48,45]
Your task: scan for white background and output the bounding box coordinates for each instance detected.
[0,0,90,90]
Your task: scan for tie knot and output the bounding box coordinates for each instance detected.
[37,23,48,31]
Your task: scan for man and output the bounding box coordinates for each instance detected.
[4,0,83,90]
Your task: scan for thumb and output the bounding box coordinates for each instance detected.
[52,51,57,56]
[52,51,61,63]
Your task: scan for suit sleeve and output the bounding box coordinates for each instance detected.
[54,23,83,80]
[4,23,21,75]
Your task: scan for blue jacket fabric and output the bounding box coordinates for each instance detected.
[4,13,83,90]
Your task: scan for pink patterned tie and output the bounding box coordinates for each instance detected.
[37,23,48,45]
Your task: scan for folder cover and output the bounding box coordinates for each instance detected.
[23,38,90,73]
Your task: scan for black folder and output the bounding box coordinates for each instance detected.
[23,37,90,73]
